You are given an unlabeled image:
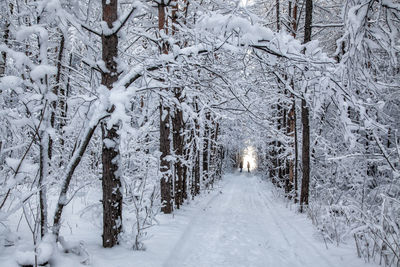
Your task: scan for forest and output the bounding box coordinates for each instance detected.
[0,0,399,266]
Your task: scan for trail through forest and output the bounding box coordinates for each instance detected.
[163,174,375,267]
[0,174,380,267]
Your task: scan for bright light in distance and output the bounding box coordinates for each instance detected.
[239,0,253,7]
[239,0,248,7]
[243,146,257,171]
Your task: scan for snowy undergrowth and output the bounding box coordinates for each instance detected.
[0,178,224,267]
[262,172,400,267]
[308,197,400,267]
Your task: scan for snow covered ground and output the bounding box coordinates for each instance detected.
[163,173,377,267]
[1,173,378,267]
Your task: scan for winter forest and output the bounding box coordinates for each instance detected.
[0,0,399,266]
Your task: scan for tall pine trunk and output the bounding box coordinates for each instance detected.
[193,100,201,195]
[172,88,184,208]
[294,98,299,203]
[159,2,173,214]
[171,1,186,209]
[288,1,298,202]
[101,0,122,247]
[300,0,312,213]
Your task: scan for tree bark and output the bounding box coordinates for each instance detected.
[53,121,99,238]
[0,3,11,76]
[288,1,298,202]
[172,89,184,208]
[39,137,48,238]
[193,100,201,195]
[171,1,187,208]
[300,98,310,212]
[194,149,200,194]
[294,99,299,203]
[300,0,313,212]
[101,0,122,248]
[203,113,211,187]
[303,0,313,44]
[277,102,283,186]
[48,34,65,161]
[210,121,220,184]
[276,0,280,31]
[159,2,173,214]
[287,102,294,196]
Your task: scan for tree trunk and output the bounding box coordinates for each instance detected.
[277,102,283,186]
[303,0,313,44]
[172,89,184,208]
[288,1,298,202]
[276,0,280,31]
[194,149,200,195]
[101,0,122,248]
[0,3,11,76]
[214,122,221,180]
[182,122,190,201]
[193,101,201,195]
[203,113,211,187]
[48,34,65,161]
[39,137,48,238]
[101,125,122,247]
[171,1,187,208]
[53,121,99,238]
[300,0,313,212]
[300,99,310,212]
[159,2,173,214]
[211,121,220,184]
[287,91,295,197]
[294,99,299,203]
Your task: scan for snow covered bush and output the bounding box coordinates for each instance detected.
[353,196,400,266]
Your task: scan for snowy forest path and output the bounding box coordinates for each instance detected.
[162,173,368,267]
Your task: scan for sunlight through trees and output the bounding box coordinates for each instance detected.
[243,146,257,171]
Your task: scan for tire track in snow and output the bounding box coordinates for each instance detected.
[162,180,233,267]
[254,177,336,267]
[161,174,362,267]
